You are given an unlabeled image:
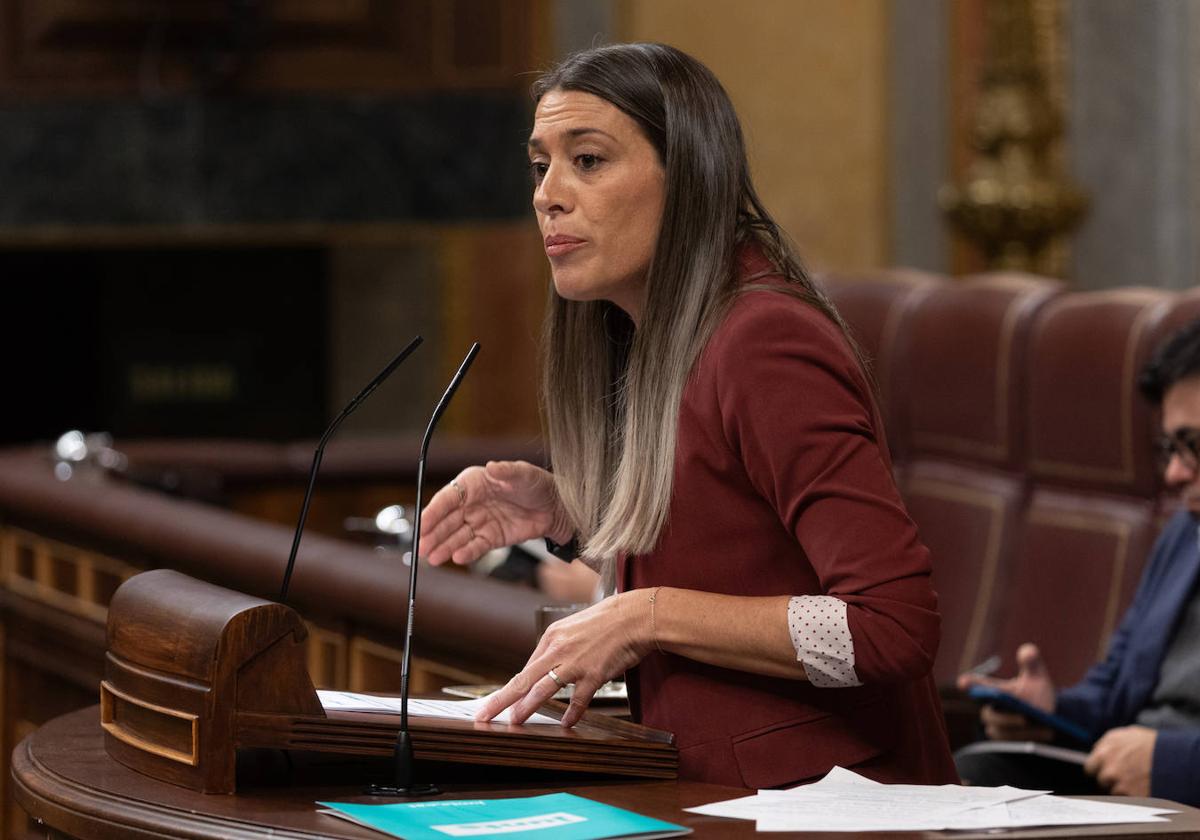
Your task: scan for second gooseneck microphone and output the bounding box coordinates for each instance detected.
[278,335,423,604]
[368,341,481,797]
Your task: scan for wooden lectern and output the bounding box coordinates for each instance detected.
[100,569,677,794]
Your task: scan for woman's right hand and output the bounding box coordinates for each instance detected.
[957,643,1057,742]
[419,460,574,566]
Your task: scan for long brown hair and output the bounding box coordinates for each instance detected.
[535,43,859,566]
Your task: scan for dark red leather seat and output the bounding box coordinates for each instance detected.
[830,279,1200,691]
[998,289,1183,684]
[896,274,1062,685]
[818,269,944,470]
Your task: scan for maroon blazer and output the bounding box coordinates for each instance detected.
[619,253,957,789]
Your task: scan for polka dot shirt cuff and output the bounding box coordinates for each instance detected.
[787,595,861,688]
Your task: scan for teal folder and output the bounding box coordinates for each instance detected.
[318,792,691,840]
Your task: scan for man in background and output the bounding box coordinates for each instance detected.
[958,319,1200,806]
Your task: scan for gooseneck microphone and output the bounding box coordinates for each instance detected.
[369,341,480,797]
[278,335,423,603]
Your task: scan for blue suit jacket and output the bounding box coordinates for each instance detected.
[1055,509,1200,805]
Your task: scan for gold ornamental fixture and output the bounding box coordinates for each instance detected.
[940,0,1088,274]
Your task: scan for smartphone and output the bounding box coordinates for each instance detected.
[966,684,1094,746]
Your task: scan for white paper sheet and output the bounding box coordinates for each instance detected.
[926,798,1173,832]
[685,766,1178,832]
[317,690,560,726]
[757,765,1046,806]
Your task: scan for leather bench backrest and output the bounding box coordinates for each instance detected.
[999,489,1156,684]
[896,274,1063,684]
[1002,289,1178,683]
[902,459,1027,682]
[796,278,1200,690]
[905,274,1062,472]
[818,269,944,467]
[1026,289,1176,497]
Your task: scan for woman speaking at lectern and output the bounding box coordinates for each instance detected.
[419,42,956,788]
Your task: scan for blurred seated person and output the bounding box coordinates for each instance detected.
[536,551,601,601]
[957,319,1200,805]
[480,538,600,602]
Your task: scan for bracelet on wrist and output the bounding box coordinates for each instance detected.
[649,586,664,653]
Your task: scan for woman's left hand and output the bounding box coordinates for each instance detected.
[475,592,653,728]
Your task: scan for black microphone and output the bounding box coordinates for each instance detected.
[369,341,480,797]
[278,335,423,603]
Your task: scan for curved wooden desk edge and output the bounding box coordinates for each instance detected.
[10,708,392,839]
[10,708,726,840]
[11,737,326,840]
[13,708,1200,840]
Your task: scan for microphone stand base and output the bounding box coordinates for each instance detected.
[364,782,440,797]
[367,729,436,797]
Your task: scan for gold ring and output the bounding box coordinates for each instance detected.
[547,668,568,689]
[451,479,466,506]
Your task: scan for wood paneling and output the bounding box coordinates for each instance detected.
[0,0,545,96]
[1,595,105,840]
[619,0,890,272]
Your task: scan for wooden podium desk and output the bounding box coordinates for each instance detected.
[11,708,1200,840]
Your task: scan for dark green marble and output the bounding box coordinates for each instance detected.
[0,94,531,225]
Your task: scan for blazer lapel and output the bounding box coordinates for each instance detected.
[1122,518,1200,715]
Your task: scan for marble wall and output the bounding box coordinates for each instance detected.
[0,95,530,226]
[1068,0,1199,291]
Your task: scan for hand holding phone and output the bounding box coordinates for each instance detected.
[965,684,1094,746]
[957,643,1064,740]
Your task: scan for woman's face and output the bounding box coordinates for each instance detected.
[528,89,666,323]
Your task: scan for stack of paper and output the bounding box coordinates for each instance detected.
[685,766,1178,832]
[311,689,679,780]
[317,689,561,725]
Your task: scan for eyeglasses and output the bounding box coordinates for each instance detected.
[1155,428,1200,472]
